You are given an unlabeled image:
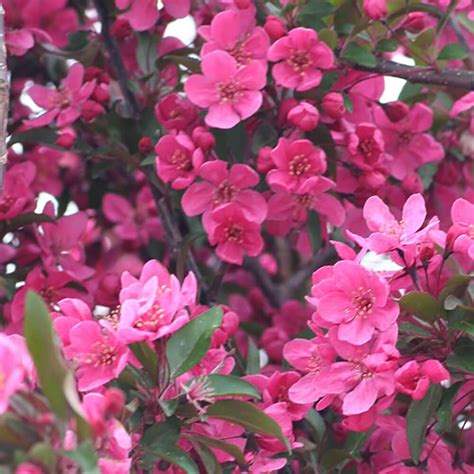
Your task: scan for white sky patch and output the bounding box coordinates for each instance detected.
[361,251,403,272]
[164,15,197,45]
[380,54,415,103]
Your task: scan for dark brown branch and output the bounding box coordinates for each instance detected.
[243,257,282,308]
[93,0,140,118]
[353,58,474,90]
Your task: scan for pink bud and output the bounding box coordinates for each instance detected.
[104,388,125,416]
[287,101,320,131]
[383,101,409,122]
[321,93,345,119]
[264,15,287,41]
[192,126,215,151]
[257,146,274,173]
[419,244,435,263]
[235,0,251,8]
[360,170,386,190]
[80,100,104,122]
[110,17,133,39]
[401,174,423,194]
[55,129,76,149]
[138,137,153,154]
[92,84,110,104]
[422,360,450,384]
[363,0,387,20]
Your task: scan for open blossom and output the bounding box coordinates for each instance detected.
[310,261,399,345]
[267,138,327,191]
[203,203,264,265]
[198,9,269,65]
[182,160,267,223]
[349,193,439,254]
[63,321,129,391]
[24,63,95,129]
[449,198,474,260]
[267,176,345,228]
[347,123,385,170]
[154,132,205,189]
[116,260,196,342]
[267,27,334,91]
[185,50,267,129]
[395,359,449,400]
[374,103,444,179]
[115,0,190,31]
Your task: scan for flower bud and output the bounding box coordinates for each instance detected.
[321,93,345,119]
[359,170,386,190]
[104,388,125,417]
[55,129,76,149]
[401,174,423,194]
[264,15,287,41]
[287,101,320,131]
[257,146,274,173]
[192,126,215,151]
[81,100,105,122]
[138,137,153,154]
[363,0,387,20]
[92,84,110,104]
[419,244,435,263]
[235,0,251,8]
[110,17,133,39]
[383,101,409,122]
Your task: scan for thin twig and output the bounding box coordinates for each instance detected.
[243,257,282,308]
[93,0,140,118]
[0,5,9,191]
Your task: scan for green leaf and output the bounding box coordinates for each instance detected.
[376,39,398,52]
[206,400,289,450]
[438,43,469,60]
[344,431,369,460]
[166,307,223,377]
[406,384,442,463]
[24,292,69,419]
[185,374,261,399]
[307,211,322,255]
[298,0,335,29]
[191,440,223,474]
[251,121,278,154]
[141,418,181,451]
[129,342,158,383]
[341,42,377,68]
[437,382,463,431]
[440,275,472,303]
[305,409,326,444]
[62,441,100,474]
[321,449,351,470]
[10,128,59,146]
[245,336,260,375]
[399,291,441,323]
[136,33,158,76]
[343,94,353,113]
[318,28,338,49]
[447,337,474,373]
[149,446,199,474]
[29,442,56,472]
[186,434,246,466]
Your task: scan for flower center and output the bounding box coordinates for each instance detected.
[229,39,252,65]
[213,181,238,205]
[134,303,165,331]
[287,49,312,74]
[225,224,244,243]
[171,149,192,171]
[358,139,379,164]
[50,87,71,109]
[217,80,242,103]
[294,193,313,208]
[381,220,404,238]
[39,287,55,303]
[355,362,373,379]
[289,154,311,176]
[0,194,14,213]
[305,353,321,373]
[468,224,474,239]
[348,287,375,319]
[399,131,413,144]
[104,305,121,330]
[86,340,117,367]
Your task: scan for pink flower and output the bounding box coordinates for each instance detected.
[287,101,320,131]
[184,50,267,129]
[363,0,387,19]
[115,0,190,31]
[24,63,95,129]
[283,336,337,404]
[63,321,129,391]
[203,203,264,265]
[374,103,444,179]
[311,261,399,345]
[449,198,474,260]
[0,334,27,413]
[198,10,269,66]
[154,132,204,189]
[351,193,438,254]
[267,176,345,228]
[182,160,267,223]
[450,91,474,132]
[267,27,334,91]
[395,360,449,400]
[154,93,198,132]
[347,123,385,171]
[53,298,93,347]
[117,260,196,343]
[267,138,327,191]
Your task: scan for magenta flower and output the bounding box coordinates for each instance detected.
[347,123,385,171]
[198,10,270,66]
[267,138,327,191]
[312,261,399,345]
[203,203,264,265]
[154,93,198,132]
[24,63,95,129]
[185,50,267,129]
[374,103,444,179]
[267,27,334,91]
[267,176,345,228]
[154,132,204,190]
[115,0,190,31]
[63,321,129,391]
[117,260,196,343]
[182,160,267,223]
[450,198,474,260]
[352,193,439,254]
